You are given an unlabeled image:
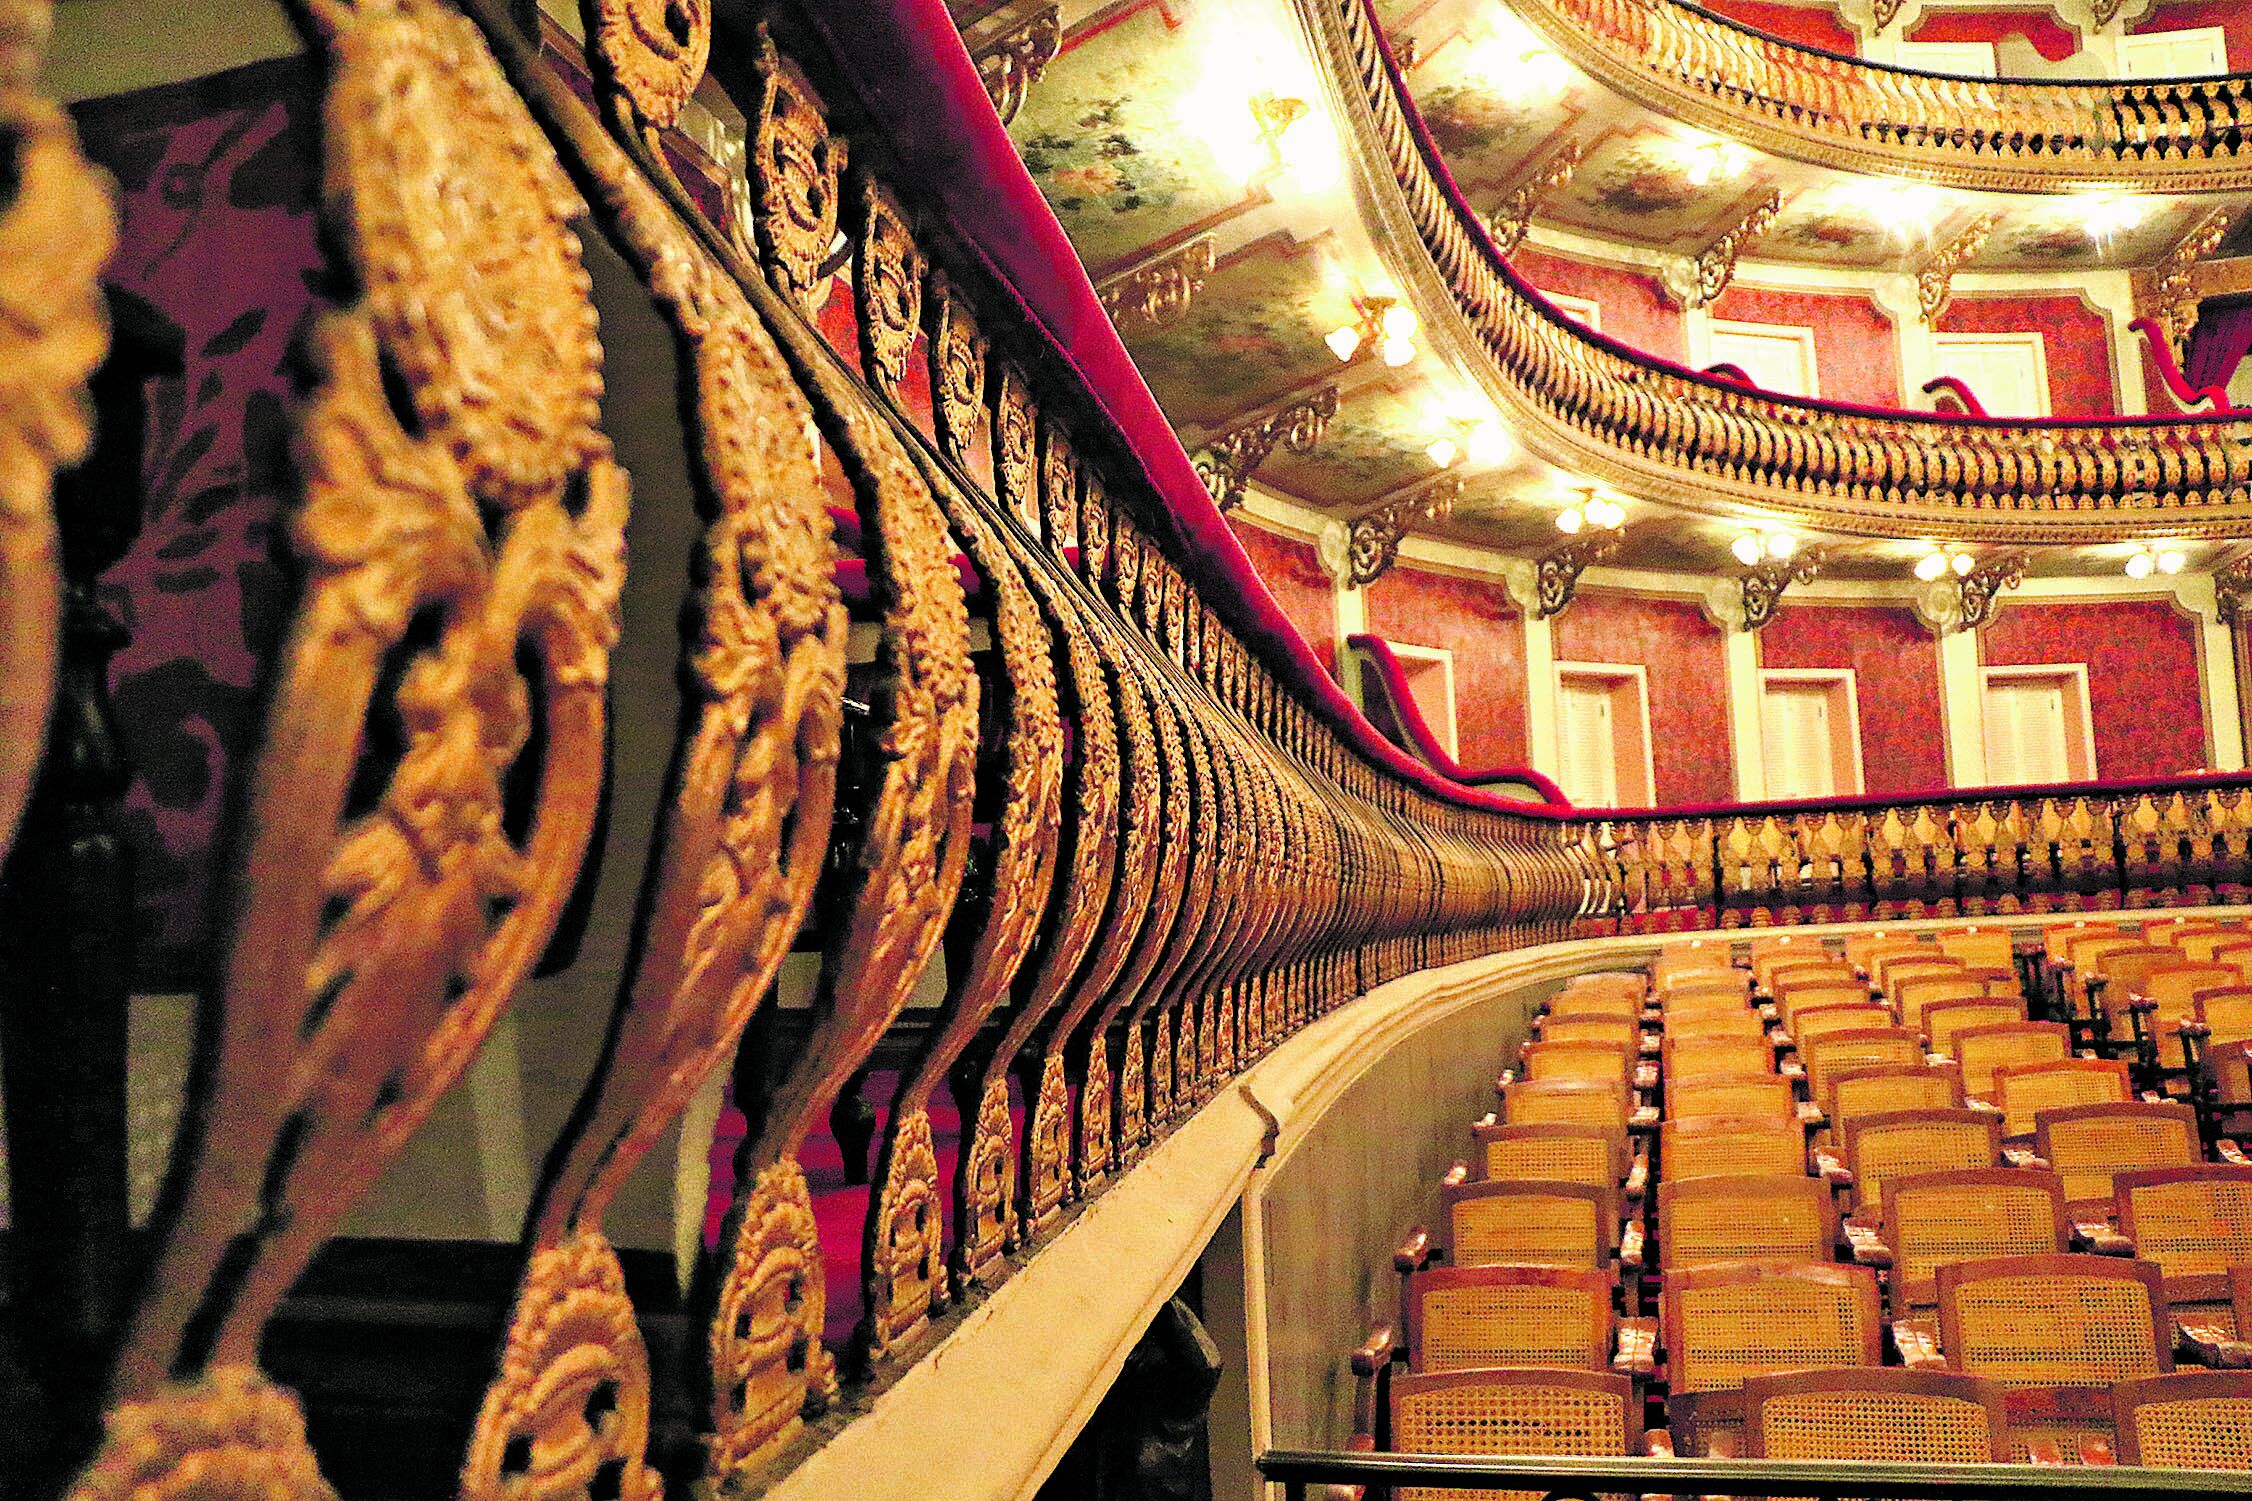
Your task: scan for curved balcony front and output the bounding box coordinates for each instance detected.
[1307,0,2252,544]
[1498,0,2252,193]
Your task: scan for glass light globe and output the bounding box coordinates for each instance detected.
[1766,531,1797,561]
[1915,551,1948,582]
[1952,551,1975,576]
[2158,548,2186,575]
[1325,325,1362,362]
[1426,436,1459,468]
[2126,551,2155,579]
[1556,508,1584,535]
[1731,533,1764,567]
[1379,303,1419,340]
[1380,334,1415,367]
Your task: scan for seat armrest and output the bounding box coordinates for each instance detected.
[1639,1034,1661,1056]
[1613,1317,1658,1379]
[1644,1429,1675,1459]
[1619,1218,1646,1272]
[1623,1147,1650,1202]
[1472,1110,1496,1130]
[1441,1160,1470,1189]
[1779,1060,1806,1084]
[1758,1002,1778,1023]
[1966,1098,2003,1116]
[2180,1320,2252,1369]
[1494,1070,1516,1094]
[1813,1147,1851,1188]
[1795,1102,1825,1130]
[1633,1061,1659,1092]
[2002,1146,2050,1172]
[1893,1317,1945,1370]
[1350,1323,1397,1376]
[2219,1139,2251,1167]
[2073,1219,2133,1256]
[1844,1223,1892,1268]
[1393,1228,1434,1274]
[1630,1103,1660,1130]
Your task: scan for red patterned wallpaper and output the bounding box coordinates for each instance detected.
[1934,295,2117,417]
[1553,591,1734,805]
[1905,8,2080,62]
[1978,599,2210,777]
[1706,285,1901,406]
[1759,604,1947,795]
[1509,245,1689,365]
[2134,1,2252,70]
[1228,518,1337,673]
[1365,564,1529,770]
[1699,0,1858,52]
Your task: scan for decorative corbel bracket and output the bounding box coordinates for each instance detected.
[974,6,1062,127]
[2216,556,2252,626]
[2151,207,2238,359]
[1916,212,2002,321]
[1738,546,1827,631]
[1193,384,1340,513]
[1489,139,1584,256]
[1917,551,2028,633]
[1098,234,1217,329]
[1663,191,1782,311]
[1334,474,1460,587]
[1531,526,1624,618]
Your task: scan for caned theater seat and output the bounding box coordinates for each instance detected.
[1661,1035,1772,1082]
[1662,1115,1809,1183]
[1878,955,1967,1010]
[1936,927,2017,973]
[1765,962,1860,1000]
[1773,981,1873,1029]
[1937,1253,2171,1384]
[1658,1175,1837,1270]
[1501,1078,1632,1133]
[1838,1108,2002,1215]
[1849,932,1929,977]
[1535,1015,1642,1051]
[1667,1074,1795,1123]
[1873,1167,2071,1309]
[1520,1039,1633,1090]
[1742,1368,2010,1463]
[2113,1371,2252,1469]
[2136,962,2242,1044]
[1660,1003,1767,1041]
[1953,1021,2072,1102]
[1659,1261,1884,1456]
[2114,1165,2252,1333]
[1385,1368,1642,1501]
[1401,1264,1622,1372]
[2171,925,2250,964]
[1800,1028,1926,1119]
[1992,1057,2131,1140]
[1471,1121,1625,1193]
[1924,997,2030,1057]
[2034,1100,2202,1215]
[1788,1002,1893,1051]
[2198,987,2252,1046]
[1654,963,1747,996]
[1551,984,1644,1022]
[2083,942,2180,1037]
[1898,976,1994,1032]
[1826,1064,1964,1143]
[1441,1178,1620,1271]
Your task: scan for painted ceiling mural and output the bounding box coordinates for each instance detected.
[951,0,2252,579]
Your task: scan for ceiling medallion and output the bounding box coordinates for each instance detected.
[1192,385,1341,513]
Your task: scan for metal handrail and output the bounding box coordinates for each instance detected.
[1258,1447,2252,1499]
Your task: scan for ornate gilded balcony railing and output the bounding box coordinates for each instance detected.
[1506,0,2252,193]
[1307,0,2252,544]
[1566,773,2252,929]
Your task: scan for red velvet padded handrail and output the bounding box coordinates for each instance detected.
[1345,634,1568,799]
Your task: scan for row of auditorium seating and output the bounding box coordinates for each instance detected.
[1345,920,2252,1492]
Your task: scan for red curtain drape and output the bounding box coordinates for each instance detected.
[2185,293,2252,392]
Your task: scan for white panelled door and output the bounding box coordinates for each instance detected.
[1984,674,2074,784]
[1558,676,1619,807]
[1761,682,1838,800]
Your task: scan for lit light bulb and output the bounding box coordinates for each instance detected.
[1952,551,1975,577]
[1766,531,1798,561]
[1325,324,1362,362]
[1466,422,1513,466]
[1731,532,1764,567]
[1556,507,1584,535]
[1380,303,1420,341]
[1380,334,1415,367]
[1426,435,1460,468]
[2081,194,2148,239]
[2158,547,2187,575]
[2126,550,2155,579]
[1686,151,1716,188]
[1589,496,1626,529]
[1915,551,1948,582]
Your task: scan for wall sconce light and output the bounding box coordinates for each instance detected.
[1426,415,1514,469]
[1559,486,1627,534]
[1914,544,1977,582]
[2124,541,2186,579]
[1327,295,1419,367]
[2079,193,2149,240]
[1681,138,1750,188]
[1732,528,1796,566]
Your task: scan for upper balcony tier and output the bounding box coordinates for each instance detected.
[1498,0,2252,192]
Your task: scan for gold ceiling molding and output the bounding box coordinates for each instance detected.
[1097,233,1217,328]
[1503,0,2252,192]
[1192,383,1341,513]
[1663,190,1781,311]
[2152,207,2239,357]
[1915,211,2003,320]
[972,5,1060,127]
[1307,0,2252,544]
[1489,139,1584,256]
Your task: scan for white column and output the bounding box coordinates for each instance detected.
[2079,272,2148,418]
[2177,576,2246,771]
[1938,625,1988,786]
[1523,607,1560,779]
[1875,273,1930,409]
[1725,628,1766,801]
[1333,577,1368,705]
